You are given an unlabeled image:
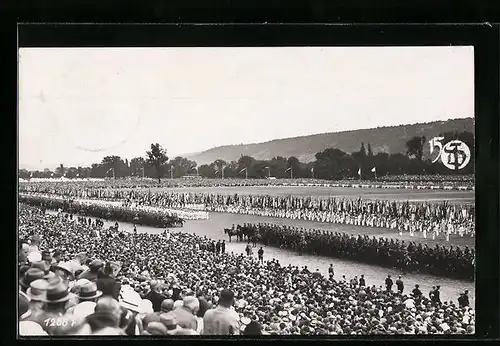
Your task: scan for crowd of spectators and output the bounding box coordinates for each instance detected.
[19,175,474,193]
[19,204,474,336]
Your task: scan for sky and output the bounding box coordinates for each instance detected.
[18,46,474,170]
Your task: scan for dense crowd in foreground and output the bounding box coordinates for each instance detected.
[19,204,474,336]
[229,224,474,281]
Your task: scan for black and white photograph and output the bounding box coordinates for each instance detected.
[18,45,475,336]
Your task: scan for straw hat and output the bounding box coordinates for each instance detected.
[54,262,74,278]
[73,301,97,320]
[119,290,142,313]
[19,321,48,336]
[77,282,102,300]
[26,279,49,302]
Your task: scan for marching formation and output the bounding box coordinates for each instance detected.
[19,204,474,336]
[21,185,475,241]
[225,224,474,281]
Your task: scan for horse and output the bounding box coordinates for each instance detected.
[224,228,238,242]
[250,234,261,247]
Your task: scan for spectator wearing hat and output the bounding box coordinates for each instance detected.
[244,320,263,335]
[395,276,404,294]
[142,321,167,335]
[50,250,63,271]
[258,247,264,264]
[412,284,422,298]
[432,286,442,305]
[78,260,104,282]
[19,321,48,336]
[385,275,393,292]
[41,250,52,265]
[35,279,74,334]
[203,289,240,335]
[195,296,210,333]
[165,296,199,331]
[53,262,75,285]
[159,313,180,335]
[461,290,470,307]
[145,280,166,312]
[72,282,103,307]
[32,260,52,277]
[119,289,142,335]
[359,275,366,287]
[23,279,49,322]
[20,268,45,293]
[85,310,121,334]
[141,313,161,330]
[429,286,436,301]
[19,291,31,320]
[159,299,174,315]
[96,265,121,300]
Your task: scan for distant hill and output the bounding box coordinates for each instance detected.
[185,118,474,165]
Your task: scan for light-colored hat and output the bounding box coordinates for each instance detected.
[54,262,75,278]
[26,279,49,302]
[241,317,251,325]
[27,251,42,263]
[19,321,48,336]
[77,282,102,300]
[120,290,142,313]
[183,296,200,313]
[73,301,97,320]
[140,299,154,314]
[173,300,184,309]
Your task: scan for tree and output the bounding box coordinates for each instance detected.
[19,169,30,180]
[169,156,197,178]
[55,164,65,177]
[367,143,373,157]
[359,143,367,157]
[101,156,126,179]
[130,157,146,177]
[146,143,169,183]
[405,136,426,161]
[198,164,216,178]
[211,159,227,174]
[287,156,302,178]
[315,148,350,180]
[237,155,256,177]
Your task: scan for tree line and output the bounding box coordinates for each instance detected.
[19,131,474,182]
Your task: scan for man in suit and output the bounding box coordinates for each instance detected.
[385,275,393,292]
[145,280,166,312]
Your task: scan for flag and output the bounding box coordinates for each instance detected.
[357,168,361,176]
[285,167,291,172]
[371,167,376,173]
[239,168,247,173]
